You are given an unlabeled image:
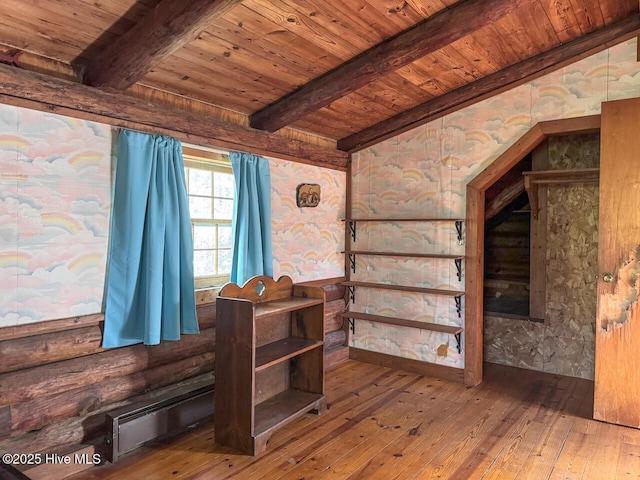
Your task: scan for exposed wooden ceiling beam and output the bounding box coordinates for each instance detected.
[249,0,531,133]
[338,14,640,152]
[0,64,348,169]
[83,0,242,89]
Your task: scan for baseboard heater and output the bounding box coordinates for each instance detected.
[104,377,214,463]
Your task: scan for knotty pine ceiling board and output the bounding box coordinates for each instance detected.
[0,0,159,64]
[536,0,583,42]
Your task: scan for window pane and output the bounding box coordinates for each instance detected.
[214,172,234,198]
[218,224,232,248]
[218,249,232,273]
[194,250,216,277]
[189,197,212,219]
[188,168,211,196]
[214,198,233,220]
[193,225,216,249]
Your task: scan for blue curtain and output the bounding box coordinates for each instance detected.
[229,152,273,285]
[102,130,199,348]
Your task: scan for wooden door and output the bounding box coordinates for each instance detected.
[594,97,640,428]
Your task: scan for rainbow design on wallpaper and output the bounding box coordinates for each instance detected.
[67,151,105,169]
[585,65,612,78]
[40,212,84,234]
[0,134,31,155]
[0,251,32,271]
[68,252,105,273]
[464,130,493,144]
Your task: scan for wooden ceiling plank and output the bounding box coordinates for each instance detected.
[359,76,433,112]
[140,65,277,114]
[287,0,400,45]
[597,0,637,24]
[0,5,107,62]
[448,32,506,78]
[184,31,310,87]
[490,5,559,61]
[243,0,368,59]
[396,62,453,97]
[567,0,605,35]
[249,0,534,133]
[524,1,562,49]
[536,0,583,42]
[83,0,243,89]
[0,63,347,169]
[363,0,438,27]
[169,46,301,96]
[338,14,640,152]
[219,5,345,77]
[396,51,470,95]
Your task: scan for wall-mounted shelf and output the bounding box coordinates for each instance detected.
[342,280,464,317]
[343,218,465,244]
[338,311,463,353]
[341,216,466,371]
[343,250,464,279]
[523,168,599,218]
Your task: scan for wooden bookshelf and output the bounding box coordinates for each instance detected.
[215,275,326,455]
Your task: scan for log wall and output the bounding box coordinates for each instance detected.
[0,278,347,457]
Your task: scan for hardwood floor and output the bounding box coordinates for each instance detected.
[70,360,640,479]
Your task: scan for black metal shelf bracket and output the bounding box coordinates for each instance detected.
[348,253,356,273]
[455,295,462,318]
[347,317,355,334]
[454,332,462,354]
[455,221,463,245]
[349,220,357,242]
[347,285,356,303]
[455,258,462,281]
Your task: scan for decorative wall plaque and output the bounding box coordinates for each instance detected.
[296,183,321,207]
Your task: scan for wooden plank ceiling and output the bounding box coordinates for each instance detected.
[0,0,638,163]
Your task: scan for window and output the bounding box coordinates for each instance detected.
[183,147,234,288]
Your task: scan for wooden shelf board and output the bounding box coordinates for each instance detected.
[342,281,464,297]
[522,167,599,182]
[339,312,462,335]
[254,297,324,319]
[254,389,325,437]
[343,218,465,222]
[255,337,323,371]
[344,250,464,259]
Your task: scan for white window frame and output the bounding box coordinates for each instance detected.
[183,146,233,289]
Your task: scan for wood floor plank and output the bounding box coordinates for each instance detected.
[454,374,580,479]
[250,373,426,480]
[579,421,624,480]
[68,361,640,480]
[286,378,461,479]
[616,441,640,478]
[514,374,594,480]
[346,365,530,479]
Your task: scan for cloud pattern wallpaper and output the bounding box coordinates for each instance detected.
[0,108,346,328]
